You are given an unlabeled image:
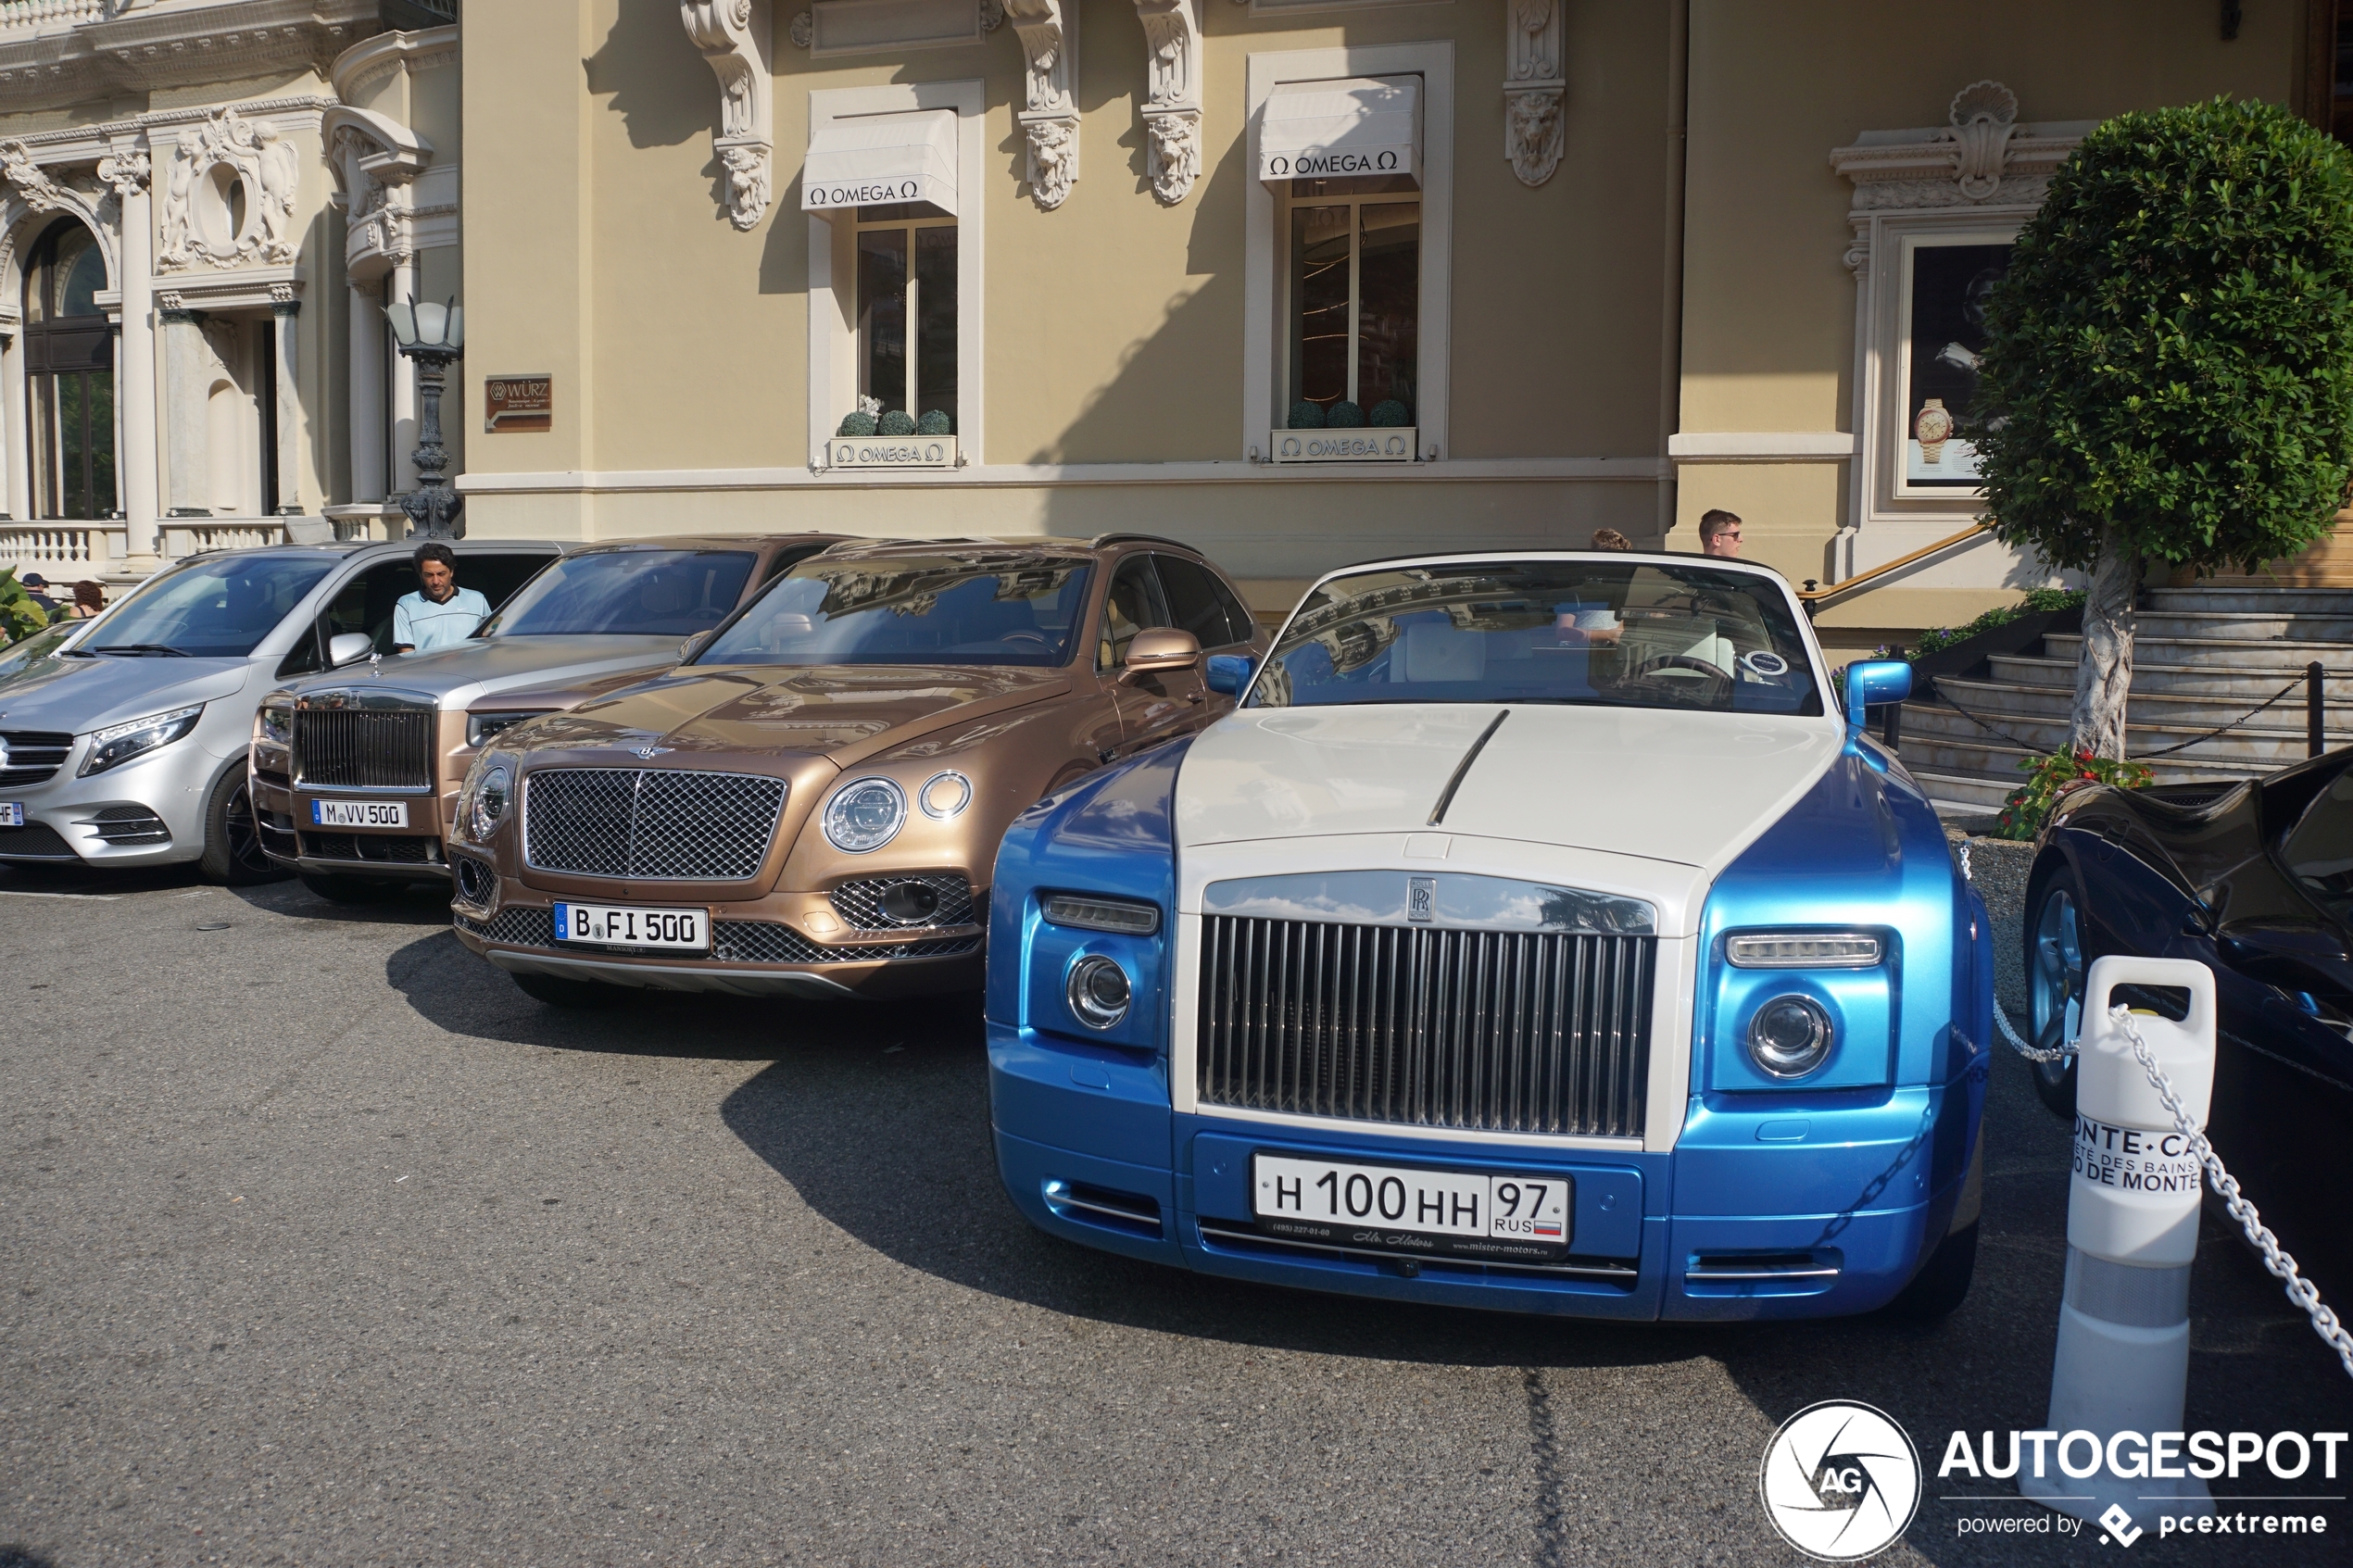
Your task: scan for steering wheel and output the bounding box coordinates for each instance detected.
[1636,654,1733,684]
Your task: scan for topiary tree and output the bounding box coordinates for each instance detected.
[1975,96,2353,758]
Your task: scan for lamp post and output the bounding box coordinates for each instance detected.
[387,295,465,539]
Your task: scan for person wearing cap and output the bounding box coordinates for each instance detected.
[393,541,491,653]
[18,573,58,619]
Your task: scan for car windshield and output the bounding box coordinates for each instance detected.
[1248,558,1824,716]
[477,549,758,637]
[698,554,1092,667]
[84,553,336,659]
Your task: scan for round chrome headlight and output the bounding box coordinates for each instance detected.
[1747,995,1833,1078]
[919,770,973,820]
[468,762,512,843]
[1066,955,1132,1030]
[824,776,906,853]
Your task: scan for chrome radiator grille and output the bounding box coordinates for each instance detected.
[293,709,434,789]
[523,768,786,880]
[1196,917,1655,1137]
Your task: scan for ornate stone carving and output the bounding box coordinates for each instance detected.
[156,107,295,271]
[97,150,151,199]
[1829,82,2070,219]
[1005,0,1079,210]
[680,0,774,231]
[1503,0,1565,187]
[0,141,70,213]
[980,0,1004,31]
[1944,81,2018,200]
[1132,0,1200,205]
[789,9,812,45]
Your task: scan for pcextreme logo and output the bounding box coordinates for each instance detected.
[1759,1401,1923,1562]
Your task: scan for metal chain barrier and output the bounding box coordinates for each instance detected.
[1928,672,2304,763]
[1957,839,2353,1377]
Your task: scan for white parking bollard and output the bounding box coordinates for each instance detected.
[2021,956,2217,1531]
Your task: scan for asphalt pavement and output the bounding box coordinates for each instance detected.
[2,852,2347,1567]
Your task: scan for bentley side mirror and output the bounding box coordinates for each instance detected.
[1121,628,1202,683]
[1205,654,1255,696]
[327,632,373,668]
[1843,659,1911,730]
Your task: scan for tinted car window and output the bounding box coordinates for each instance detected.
[1154,555,1248,649]
[1250,559,1823,716]
[699,554,1092,668]
[2283,770,2353,915]
[1099,556,1169,669]
[478,550,757,637]
[85,553,337,659]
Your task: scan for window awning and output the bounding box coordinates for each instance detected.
[1258,77,1419,184]
[801,108,958,215]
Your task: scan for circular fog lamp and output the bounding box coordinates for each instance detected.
[1747,995,1833,1078]
[1066,955,1132,1030]
[878,880,941,924]
[824,776,906,852]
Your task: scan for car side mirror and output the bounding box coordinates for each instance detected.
[1843,659,1911,730]
[1205,654,1254,695]
[327,632,372,668]
[1121,627,1202,683]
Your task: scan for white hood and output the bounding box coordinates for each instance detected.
[1175,703,1843,873]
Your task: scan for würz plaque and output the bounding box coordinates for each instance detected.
[484,375,553,433]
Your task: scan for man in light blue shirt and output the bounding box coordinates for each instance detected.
[393,541,491,653]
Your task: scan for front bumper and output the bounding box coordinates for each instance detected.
[0,737,225,867]
[988,1021,1974,1321]
[250,766,450,883]
[451,885,985,1000]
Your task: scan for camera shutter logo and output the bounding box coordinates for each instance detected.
[1757,1400,1921,1561]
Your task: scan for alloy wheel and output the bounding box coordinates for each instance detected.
[2030,883,2084,1104]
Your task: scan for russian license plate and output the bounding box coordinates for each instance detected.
[310,799,409,828]
[1252,1153,1572,1261]
[0,803,21,827]
[552,902,709,951]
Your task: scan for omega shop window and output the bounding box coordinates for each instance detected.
[854,203,957,437]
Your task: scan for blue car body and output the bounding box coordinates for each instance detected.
[986,558,1991,1320]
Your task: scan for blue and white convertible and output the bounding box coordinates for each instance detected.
[986,551,1991,1320]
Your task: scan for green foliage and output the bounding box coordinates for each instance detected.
[916,408,952,436]
[1976,97,2353,574]
[0,571,50,646]
[1992,746,2152,840]
[1908,587,2085,659]
[1327,400,1365,429]
[836,409,879,437]
[1369,398,1411,428]
[878,409,917,437]
[1288,399,1326,430]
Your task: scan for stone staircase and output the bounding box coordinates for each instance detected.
[1897,585,2353,818]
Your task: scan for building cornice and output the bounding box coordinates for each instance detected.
[0,96,333,168]
[459,458,1669,495]
[0,0,378,114]
[330,22,456,104]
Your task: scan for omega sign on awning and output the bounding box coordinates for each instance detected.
[801,108,958,214]
[1258,77,1419,183]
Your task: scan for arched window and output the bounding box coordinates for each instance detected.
[22,220,116,520]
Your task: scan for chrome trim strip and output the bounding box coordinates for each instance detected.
[1195,1218,1638,1279]
[1202,870,1655,936]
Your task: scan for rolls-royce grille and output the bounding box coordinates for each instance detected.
[829,872,975,931]
[0,730,72,787]
[1196,917,1655,1137]
[294,709,434,789]
[523,769,786,880]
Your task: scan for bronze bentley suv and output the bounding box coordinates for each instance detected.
[250,534,843,901]
[449,535,1266,1004]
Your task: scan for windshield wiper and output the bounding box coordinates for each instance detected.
[93,643,191,657]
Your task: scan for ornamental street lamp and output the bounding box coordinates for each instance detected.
[387,295,465,539]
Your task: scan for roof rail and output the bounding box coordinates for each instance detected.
[1089,533,1198,552]
[1795,524,1991,619]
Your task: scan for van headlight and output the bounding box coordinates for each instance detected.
[1747,995,1834,1078]
[824,776,905,853]
[80,704,203,776]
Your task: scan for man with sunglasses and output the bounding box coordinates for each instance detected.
[1697,508,1743,558]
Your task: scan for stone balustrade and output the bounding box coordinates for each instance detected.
[0,0,110,35]
[0,523,127,581]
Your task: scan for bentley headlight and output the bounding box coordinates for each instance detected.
[824,776,905,853]
[1066,954,1133,1030]
[258,694,294,747]
[80,704,203,776]
[1747,995,1834,1078]
[468,762,513,843]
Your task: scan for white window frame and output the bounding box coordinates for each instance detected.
[1244,44,1452,462]
[805,81,986,469]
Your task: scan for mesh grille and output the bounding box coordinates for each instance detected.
[293,709,435,789]
[0,822,77,859]
[713,922,980,964]
[523,768,785,880]
[301,833,437,864]
[828,872,976,931]
[1196,916,1655,1137]
[457,906,557,946]
[453,856,497,905]
[0,730,72,787]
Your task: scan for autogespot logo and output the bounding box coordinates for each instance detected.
[1759,1401,1923,1562]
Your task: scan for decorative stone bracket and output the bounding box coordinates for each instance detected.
[0,141,72,213]
[1005,0,1078,209]
[681,0,774,231]
[1133,0,1200,205]
[1503,0,1563,187]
